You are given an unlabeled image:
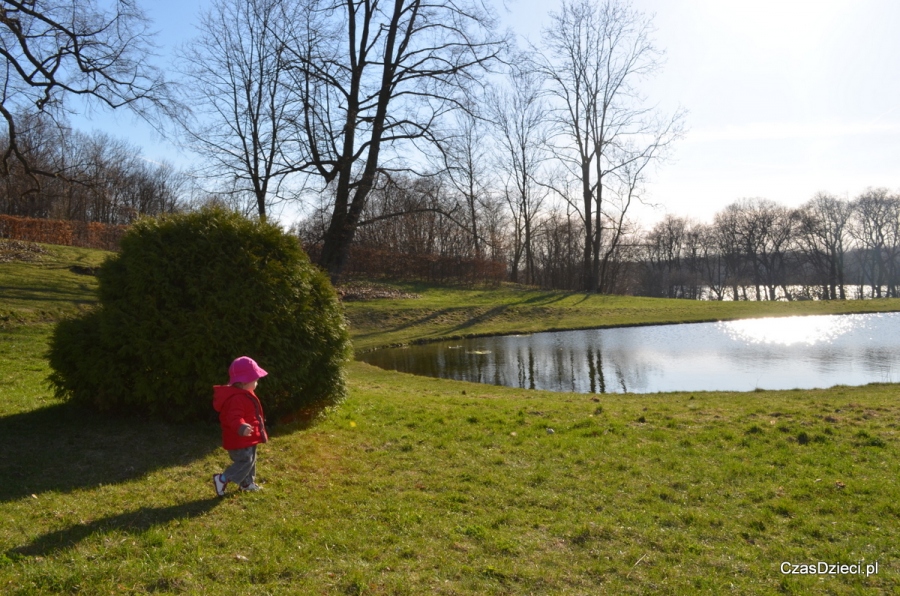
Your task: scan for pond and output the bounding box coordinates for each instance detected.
[359,312,900,394]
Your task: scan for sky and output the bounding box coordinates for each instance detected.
[71,0,900,227]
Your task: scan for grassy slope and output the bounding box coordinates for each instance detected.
[0,244,107,325]
[1,247,900,594]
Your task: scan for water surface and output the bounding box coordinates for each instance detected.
[360,313,900,393]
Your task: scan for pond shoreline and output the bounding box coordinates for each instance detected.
[353,305,900,354]
[361,312,900,394]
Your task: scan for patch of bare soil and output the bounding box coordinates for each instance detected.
[338,281,420,301]
[0,239,49,263]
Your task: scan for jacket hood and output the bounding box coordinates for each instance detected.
[213,384,251,412]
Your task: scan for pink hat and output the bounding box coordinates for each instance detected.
[228,356,268,385]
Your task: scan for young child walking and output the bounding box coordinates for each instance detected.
[212,356,269,496]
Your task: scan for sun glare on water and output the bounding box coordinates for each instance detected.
[720,316,858,346]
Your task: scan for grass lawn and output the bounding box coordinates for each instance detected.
[2,245,900,594]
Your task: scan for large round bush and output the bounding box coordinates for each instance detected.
[48,208,351,421]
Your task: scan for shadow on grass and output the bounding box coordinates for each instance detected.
[518,292,573,306]
[351,307,463,342]
[0,283,98,305]
[0,402,219,503]
[447,305,510,333]
[9,497,222,557]
[571,294,593,306]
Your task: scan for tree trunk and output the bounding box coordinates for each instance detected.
[581,161,593,291]
[316,0,407,282]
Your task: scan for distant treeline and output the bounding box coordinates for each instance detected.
[299,178,900,300]
[0,115,188,225]
[636,191,900,301]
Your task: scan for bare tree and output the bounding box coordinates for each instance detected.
[533,204,582,289]
[795,192,852,299]
[850,188,900,298]
[641,214,687,297]
[177,0,302,222]
[490,64,549,284]
[539,0,683,292]
[355,174,451,256]
[278,0,507,280]
[0,117,187,222]
[0,111,62,214]
[755,200,796,300]
[640,216,734,300]
[477,189,509,266]
[440,107,492,259]
[714,198,797,301]
[0,0,170,181]
[693,223,729,300]
[595,142,658,293]
[713,203,753,300]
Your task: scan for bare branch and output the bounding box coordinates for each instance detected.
[0,0,175,181]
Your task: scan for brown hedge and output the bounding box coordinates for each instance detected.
[0,215,127,250]
[305,244,506,284]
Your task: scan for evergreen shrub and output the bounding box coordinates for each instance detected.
[48,208,351,421]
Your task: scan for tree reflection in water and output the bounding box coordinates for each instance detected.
[361,313,900,393]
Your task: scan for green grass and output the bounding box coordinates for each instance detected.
[2,246,900,594]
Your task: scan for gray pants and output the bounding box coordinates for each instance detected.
[223,446,257,487]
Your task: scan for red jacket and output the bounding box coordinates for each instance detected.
[212,385,269,450]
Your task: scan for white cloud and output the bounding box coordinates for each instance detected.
[688,119,900,143]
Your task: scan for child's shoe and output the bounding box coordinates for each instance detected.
[240,482,262,492]
[213,473,227,497]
